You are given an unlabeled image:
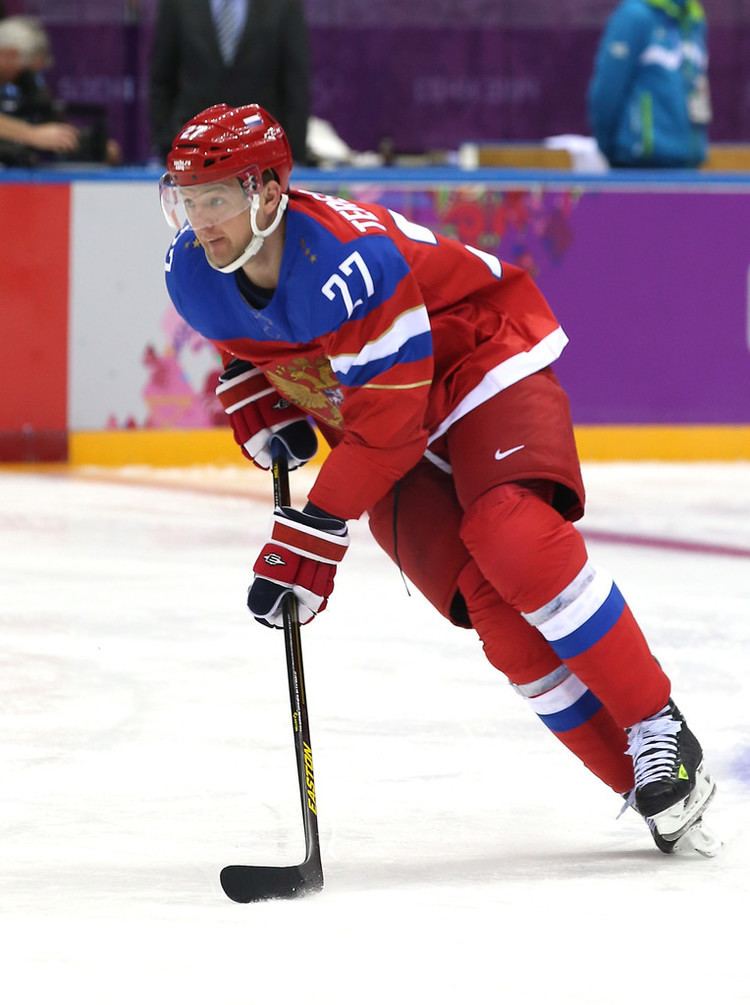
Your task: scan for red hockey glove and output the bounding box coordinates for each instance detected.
[248,506,349,628]
[216,359,318,470]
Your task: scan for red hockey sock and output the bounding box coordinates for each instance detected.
[458,564,634,793]
[460,483,671,729]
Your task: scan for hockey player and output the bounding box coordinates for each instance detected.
[160,103,716,854]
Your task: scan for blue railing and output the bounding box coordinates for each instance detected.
[3,165,750,189]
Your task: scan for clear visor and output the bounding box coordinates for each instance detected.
[159,174,254,231]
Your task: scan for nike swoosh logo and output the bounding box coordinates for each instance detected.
[494,444,525,461]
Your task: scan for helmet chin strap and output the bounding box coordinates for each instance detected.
[208,193,289,274]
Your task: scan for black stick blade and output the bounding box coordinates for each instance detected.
[220,860,324,903]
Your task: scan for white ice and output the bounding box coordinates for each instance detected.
[2,462,749,1004]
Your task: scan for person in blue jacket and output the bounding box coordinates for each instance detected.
[587,0,710,168]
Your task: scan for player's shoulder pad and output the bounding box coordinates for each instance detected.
[291,188,393,245]
[289,203,410,335]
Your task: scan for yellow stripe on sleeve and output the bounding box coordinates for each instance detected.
[361,380,433,390]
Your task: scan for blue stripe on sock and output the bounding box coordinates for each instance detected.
[548,583,626,660]
[538,689,603,733]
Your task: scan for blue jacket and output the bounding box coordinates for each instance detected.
[587,0,710,167]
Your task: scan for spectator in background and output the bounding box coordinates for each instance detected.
[8,15,57,120]
[149,0,310,164]
[588,0,710,168]
[0,16,78,164]
[0,15,121,166]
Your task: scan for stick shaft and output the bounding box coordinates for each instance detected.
[271,445,321,866]
[218,445,323,901]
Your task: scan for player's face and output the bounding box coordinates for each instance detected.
[182,182,253,267]
[179,181,249,229]
[193,205,253,268]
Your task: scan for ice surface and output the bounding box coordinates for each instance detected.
[1,462,749,1004]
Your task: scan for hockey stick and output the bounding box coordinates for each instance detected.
[220,441,324,903]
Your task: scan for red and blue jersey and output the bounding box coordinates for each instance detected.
[165,189,567,518]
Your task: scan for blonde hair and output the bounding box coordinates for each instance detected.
[0,16,51,65]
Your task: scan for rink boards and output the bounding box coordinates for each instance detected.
[1,167,749,463]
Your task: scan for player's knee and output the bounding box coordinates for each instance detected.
[460,481,561,548]
[459,482,588,612]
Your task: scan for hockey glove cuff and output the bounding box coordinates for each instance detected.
[216,359,318,470]
[248,506,349,628]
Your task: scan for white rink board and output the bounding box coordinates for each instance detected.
[68,181,220,431]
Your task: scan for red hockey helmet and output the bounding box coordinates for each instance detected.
[159,104,293,272]
[164,103,293,192]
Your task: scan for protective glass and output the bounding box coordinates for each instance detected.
[159,173,254,231]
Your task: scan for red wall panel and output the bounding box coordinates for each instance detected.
[0,183,70,460]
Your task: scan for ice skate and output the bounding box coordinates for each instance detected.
[625,700,719,856]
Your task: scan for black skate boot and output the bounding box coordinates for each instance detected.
[625,700,718,855]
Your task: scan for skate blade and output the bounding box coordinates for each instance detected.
[647,768,718,855]
[674,819,722,858]
[650,766,716,842]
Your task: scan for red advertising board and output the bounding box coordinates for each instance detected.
[0,183,70,460]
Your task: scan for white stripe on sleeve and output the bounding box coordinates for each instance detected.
[330,305,431,376]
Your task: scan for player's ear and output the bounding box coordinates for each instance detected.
[261,178,283,212]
